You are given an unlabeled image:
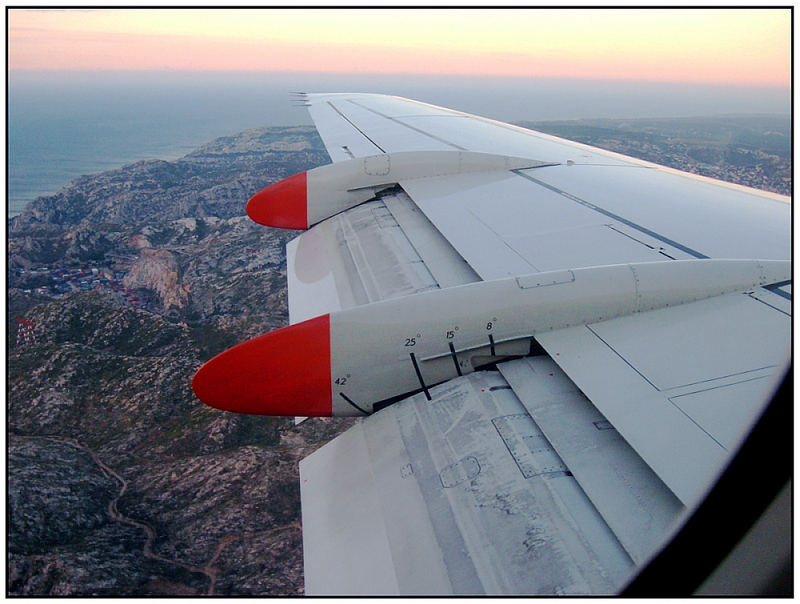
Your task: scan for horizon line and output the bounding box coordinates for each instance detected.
[7,68,791,90]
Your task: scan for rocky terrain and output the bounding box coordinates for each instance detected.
[8,126,357,595]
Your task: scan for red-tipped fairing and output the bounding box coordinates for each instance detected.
[192,314,332,416]
[246,171,308,229]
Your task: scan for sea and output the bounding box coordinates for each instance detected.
[8,71,791,218]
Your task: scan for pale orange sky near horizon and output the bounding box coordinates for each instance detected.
[8,8,791,86]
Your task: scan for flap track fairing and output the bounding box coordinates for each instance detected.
[193,259,789,417]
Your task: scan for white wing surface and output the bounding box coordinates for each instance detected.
[283,93,790,594]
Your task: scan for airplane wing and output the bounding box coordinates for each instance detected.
[192,93,791,595]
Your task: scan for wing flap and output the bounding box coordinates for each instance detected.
[286,188,479,323]
[286,196,439,323]
[382,189,480,288]
[300,370,636,595]
[535,291,790,505]
[498,356,683,565]
[298,420,406,595]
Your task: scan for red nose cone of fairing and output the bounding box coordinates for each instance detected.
[246,171,308,229]
[192,314,332,416]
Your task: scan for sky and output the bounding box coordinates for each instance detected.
[7,7,791,87]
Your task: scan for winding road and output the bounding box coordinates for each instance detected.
[23,434,291,596]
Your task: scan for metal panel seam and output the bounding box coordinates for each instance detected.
[326,100,386,153]
[347,98,468,151]
[513,170,710,260]
[583,324,659,391]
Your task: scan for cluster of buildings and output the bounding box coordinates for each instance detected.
[15,265,151,309]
